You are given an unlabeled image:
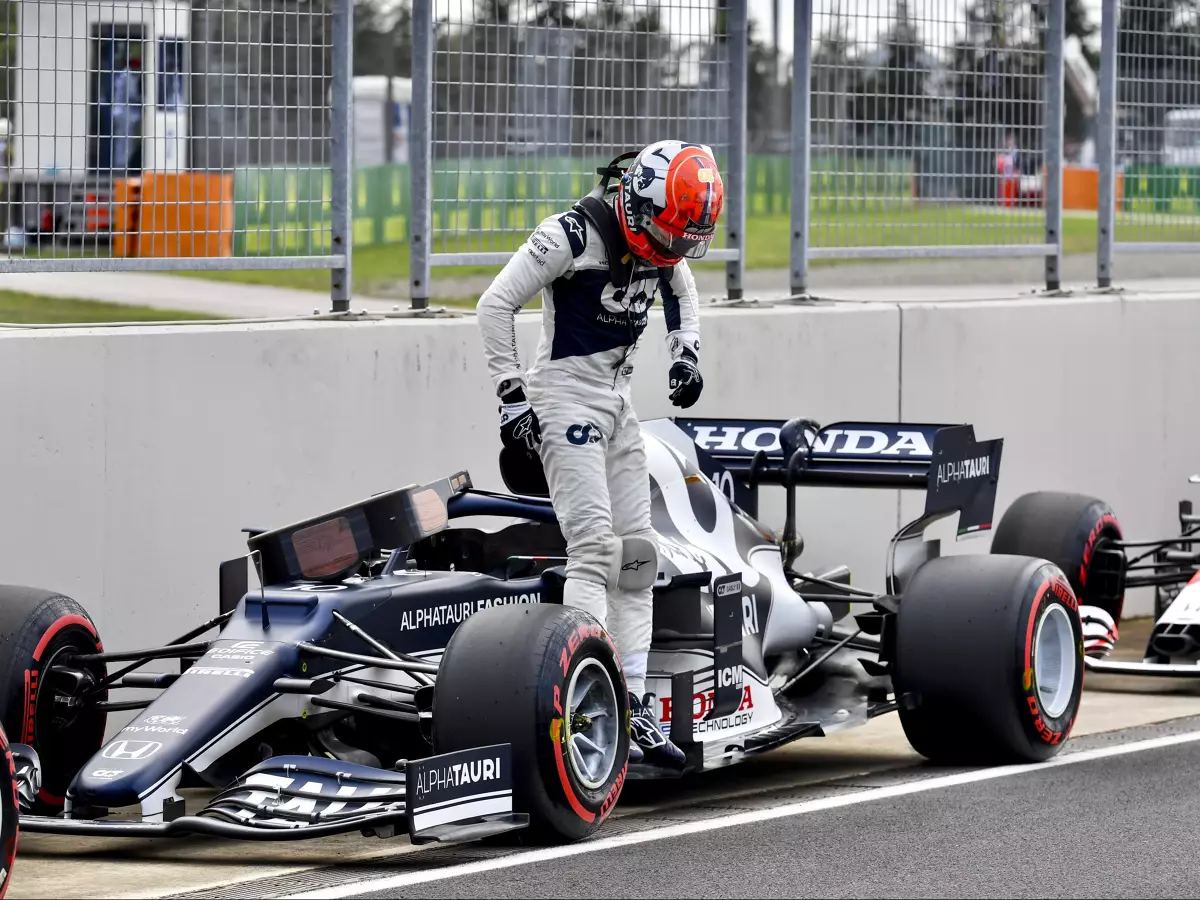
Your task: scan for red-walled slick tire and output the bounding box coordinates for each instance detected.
[0,586,107,814]
[893,555,1084,765]
[0,723,19,898]
[432,603,630,844]
[991,491,1126,624]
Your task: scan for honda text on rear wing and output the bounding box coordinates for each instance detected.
[671,416,1003,545]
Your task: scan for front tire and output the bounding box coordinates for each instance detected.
[0,586,107,814]
[0,723,18,899]
[432,603,630,844]
[991,491,1125,623]
[893,555,1084,765]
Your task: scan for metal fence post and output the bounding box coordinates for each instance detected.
[791,0,812,297]
[409,0,433,310]
[1043,0,1065,292]
[329,0,353,313]
[725,1,748,301]
[1096,0,1118,289]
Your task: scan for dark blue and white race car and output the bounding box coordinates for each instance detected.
[0,415,1095,848]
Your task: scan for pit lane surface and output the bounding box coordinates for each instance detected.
[315,725,1200,900]
[8,618,1200,900]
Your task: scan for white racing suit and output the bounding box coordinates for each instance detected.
[476,201,701,708]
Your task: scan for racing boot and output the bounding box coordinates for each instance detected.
[627,691,687,769]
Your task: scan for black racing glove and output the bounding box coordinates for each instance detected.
[498,385,542,452]
[668,349,703,409]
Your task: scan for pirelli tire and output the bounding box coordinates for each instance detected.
[0,722,18,899]
[892,555,1084,765]
[432,603,630,844]
[991,491,1126,624]
[0,586,107,815]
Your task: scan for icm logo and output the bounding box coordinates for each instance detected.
[566,423,602,446]
[101,741,162,761]
[717,665,743,688]
[90,769,124,779]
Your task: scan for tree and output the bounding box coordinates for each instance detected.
[1115,0,1200,153]
[353,0,412,77]
[747,15,788,151]
[849,0,932,151]
[810,2,861,150]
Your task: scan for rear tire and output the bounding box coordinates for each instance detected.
[991,491,1125,623]
[893,555,1084,765]
[0,586,107,814]
[0,723,18,899]
[432,603,630,844]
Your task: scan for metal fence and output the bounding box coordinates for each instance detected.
[2,0,1198,318]
[409,0,747,305]
[0,0,353,310]
[793,0,1062,293]
[1097,0,1200,287]
[407,0,1069,305]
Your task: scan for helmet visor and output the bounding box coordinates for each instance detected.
[644,219,715,260]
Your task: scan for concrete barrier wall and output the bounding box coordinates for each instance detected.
[0,303,902,658]
[0,291,1193,670]
[898,292,1200,617]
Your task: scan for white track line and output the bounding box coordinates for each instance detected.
[280,729,1200,899]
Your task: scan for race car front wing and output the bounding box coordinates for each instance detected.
[18,743,528,844]
[1084,657,1200,678]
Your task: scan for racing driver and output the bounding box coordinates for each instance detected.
[475,140,724,770]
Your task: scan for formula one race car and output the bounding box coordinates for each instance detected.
[0,415,1090,848]
[988,474,1200,677]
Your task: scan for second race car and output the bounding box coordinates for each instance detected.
[989,473,1200,677]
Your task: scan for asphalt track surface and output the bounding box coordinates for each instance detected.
[340,730,1200,900]
[9,619,1200,899]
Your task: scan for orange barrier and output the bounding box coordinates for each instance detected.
[1062,165,1125,211]
[111,178,141,257]
[130,173,235,258]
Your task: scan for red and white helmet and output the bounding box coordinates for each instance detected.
[616,140,725,267]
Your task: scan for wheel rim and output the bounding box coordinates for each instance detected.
[564,658,620,791]
[34,638,105,797]
[1033,604,1077,719]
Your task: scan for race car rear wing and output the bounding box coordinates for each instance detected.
[673,417,1004,538]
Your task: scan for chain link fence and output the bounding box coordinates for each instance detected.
[1097,0,1200,285]
[0,0,352,309]
[790,0,1063,293]
[409,0,746,306]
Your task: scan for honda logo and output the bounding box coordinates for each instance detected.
[101,740,162,761]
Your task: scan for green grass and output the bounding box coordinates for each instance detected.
[16,203,1200,305]
[0,290,220,324]
[173,205,1200,297]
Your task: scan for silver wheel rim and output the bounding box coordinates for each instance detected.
[1033,604,1077,719]
[564,658,620,791]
